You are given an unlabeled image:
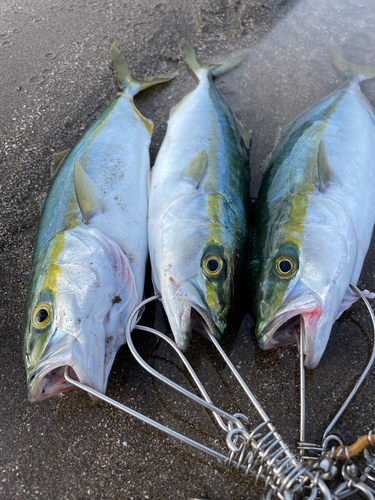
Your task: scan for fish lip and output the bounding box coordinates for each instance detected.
[256,293,323,367]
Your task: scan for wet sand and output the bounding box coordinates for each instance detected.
[1,0,375,498]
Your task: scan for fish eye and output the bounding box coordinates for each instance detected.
[275,255,297,279]
[32,303,52,328]
[202,253,224,279]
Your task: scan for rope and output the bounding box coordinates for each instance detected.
[331,434,375,459]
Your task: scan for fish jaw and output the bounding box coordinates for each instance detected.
[24,227,139,401]
[27,324,108,402]
[255,285,332,368]
[27,340,79,402]
[160,273,221,350]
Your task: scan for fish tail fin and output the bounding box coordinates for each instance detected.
[328,46,375,83]
[181,39,247,81]
[111,43,178,97]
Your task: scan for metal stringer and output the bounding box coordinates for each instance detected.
[64,283,375,499]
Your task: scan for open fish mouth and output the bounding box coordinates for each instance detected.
[257,293,323,368]
[191,305,220,341]
[28,364,79,402]
[162,278,221,351]
[173,300,220,351]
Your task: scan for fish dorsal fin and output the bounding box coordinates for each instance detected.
[37,192,47,214]
[51,149,70,178]
[181,150,208,189]
[235,117,252,151]
[73,158,104,224]
[317,139,340,192]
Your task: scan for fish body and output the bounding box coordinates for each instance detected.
[148,41,250,349]
[22,45,177,401]
[249,49,375,368]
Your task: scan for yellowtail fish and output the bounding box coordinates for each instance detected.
[22,45,177,401]
[148,40,251,350]
[249,48,375,368]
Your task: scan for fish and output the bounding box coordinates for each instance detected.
[148,40,251,350]
[22,44,177,401]
[249,48,375,368]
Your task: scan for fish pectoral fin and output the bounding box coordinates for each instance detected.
[74,157,104,224]
[51,149,70,178]
[337,286,375,319]
[181,150,208,189]
[317,139,340,192]
[235,117,252,151]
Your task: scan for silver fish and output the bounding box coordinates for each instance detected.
[148,40,251,350]
[249,48,375,368]
[22,45,177,400]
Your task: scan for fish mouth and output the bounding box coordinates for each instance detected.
[28,364,79,402]
[27,332,106,402]
[161,278,221,350]
[257,293,323,368]
[174,299,220,351]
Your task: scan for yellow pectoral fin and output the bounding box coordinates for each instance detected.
[73,158,104,224]
[180,150,208,189]
[317,139,340,192]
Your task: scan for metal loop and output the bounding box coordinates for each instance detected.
[61,289,375,499]
[322,283,375,439]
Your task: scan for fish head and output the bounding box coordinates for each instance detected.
[250,195,357,368]
[23,226,138,401]
[153,217,239,350]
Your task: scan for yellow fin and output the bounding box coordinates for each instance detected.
[328,46,375,82]
[111,43,177,95]
[235,117,252,151]
[181,39,247,81]
[181,150,208,189]
[73,158,104,224]
[125,95,153,135]
[318,139,340,192]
